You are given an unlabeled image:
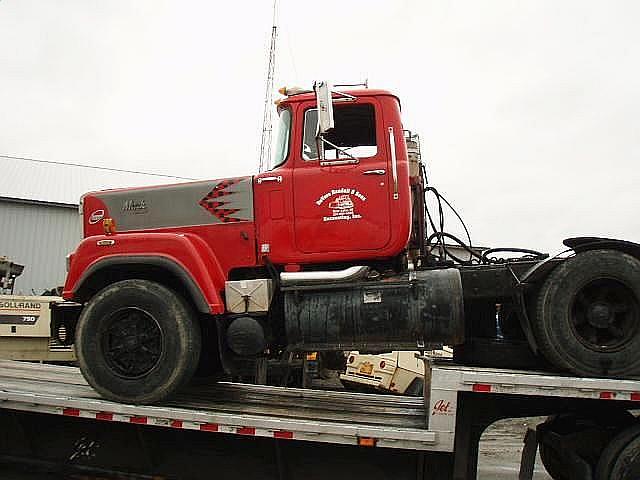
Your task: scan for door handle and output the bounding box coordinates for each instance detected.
[256,176,282,184]
[363,169,386,175]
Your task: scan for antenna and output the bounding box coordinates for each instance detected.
[258,0,278,173]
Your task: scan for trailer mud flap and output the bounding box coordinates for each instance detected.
[283,269,464,351]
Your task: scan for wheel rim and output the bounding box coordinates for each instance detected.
[570,278,640,352]
[101,307,164,378]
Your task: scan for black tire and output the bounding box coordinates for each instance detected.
[534,249,640,377]
[76,279,201,404]
[537,410,634,479]
[595,424,640,480]
[538,441,570,480]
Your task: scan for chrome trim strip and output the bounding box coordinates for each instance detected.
[388,127,399,200]
[280,266,369,286]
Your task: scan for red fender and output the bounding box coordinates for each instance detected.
[64,232,226,314]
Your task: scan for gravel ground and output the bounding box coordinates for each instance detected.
[478,416,552,479]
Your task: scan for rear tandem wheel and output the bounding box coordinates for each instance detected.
[595,423,640,480]
[534,249,640,378]
[537,410,635,479]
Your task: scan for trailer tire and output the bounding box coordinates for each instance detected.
[595,423,640,480]
[76,279,201,404]
[534,249,640,377]
[538,410,634,479]
[538,441,570,480]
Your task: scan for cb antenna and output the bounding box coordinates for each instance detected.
[258,0,278,173]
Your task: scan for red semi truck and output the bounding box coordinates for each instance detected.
[57,82,640,404]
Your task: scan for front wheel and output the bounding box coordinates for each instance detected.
[76,279,201,404]
[534,249,640,377]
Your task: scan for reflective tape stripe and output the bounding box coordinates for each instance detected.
[199,423,218,432]
[472,384,492,393]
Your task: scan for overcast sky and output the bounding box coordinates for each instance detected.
[1,1,639,253]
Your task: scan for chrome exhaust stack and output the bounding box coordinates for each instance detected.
[280,266,369,287]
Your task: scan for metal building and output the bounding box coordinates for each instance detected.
[0,156,190,295]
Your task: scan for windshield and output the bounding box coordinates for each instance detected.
[269,108,292,170]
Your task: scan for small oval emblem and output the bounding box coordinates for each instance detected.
[89,209,105,224]
[96,239,115,246]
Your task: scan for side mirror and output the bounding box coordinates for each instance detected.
[314,81,334,134]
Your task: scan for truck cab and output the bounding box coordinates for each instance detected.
[254,88,412,264]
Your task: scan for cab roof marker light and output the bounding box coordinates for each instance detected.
[278,86,312,96]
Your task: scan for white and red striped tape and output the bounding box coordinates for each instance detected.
[61,407,295,440]
[470,382,640,401]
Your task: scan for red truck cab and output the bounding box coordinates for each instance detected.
[66,88,413,314]
[61,85,439,404]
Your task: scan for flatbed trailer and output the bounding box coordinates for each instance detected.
[0,360,639,479]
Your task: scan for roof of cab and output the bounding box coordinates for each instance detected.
[278,88,401,109]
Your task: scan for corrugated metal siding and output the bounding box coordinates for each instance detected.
[0,200,81,295]
[0,156,193,206]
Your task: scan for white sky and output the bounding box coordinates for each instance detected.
[1,1,639,253]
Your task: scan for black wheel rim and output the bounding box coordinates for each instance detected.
[570,278,640,352]
[101,307,164,378]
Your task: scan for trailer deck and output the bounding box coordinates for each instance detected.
[0,360,640,480]
[0,360,434,451]
[1,359,639,457]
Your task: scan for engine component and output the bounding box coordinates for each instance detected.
[226,316,267,356]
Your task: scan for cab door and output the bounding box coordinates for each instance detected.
[292,99,392,255]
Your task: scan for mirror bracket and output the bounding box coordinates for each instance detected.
[313,80,359,162]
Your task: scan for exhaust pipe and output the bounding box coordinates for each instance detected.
[280,266,369,287]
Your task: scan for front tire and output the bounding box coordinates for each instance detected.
[534,249,640,377]
[76,279,201,404]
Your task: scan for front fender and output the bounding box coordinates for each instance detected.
[63,232,226,314]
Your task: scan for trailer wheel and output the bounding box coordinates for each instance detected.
[595,424,640,480]
[534,249,640,377]
[76,279,201,404]
[537,410,634,479]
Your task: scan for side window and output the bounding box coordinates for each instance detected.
[269,108,292,170]
[302,103,378,160]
